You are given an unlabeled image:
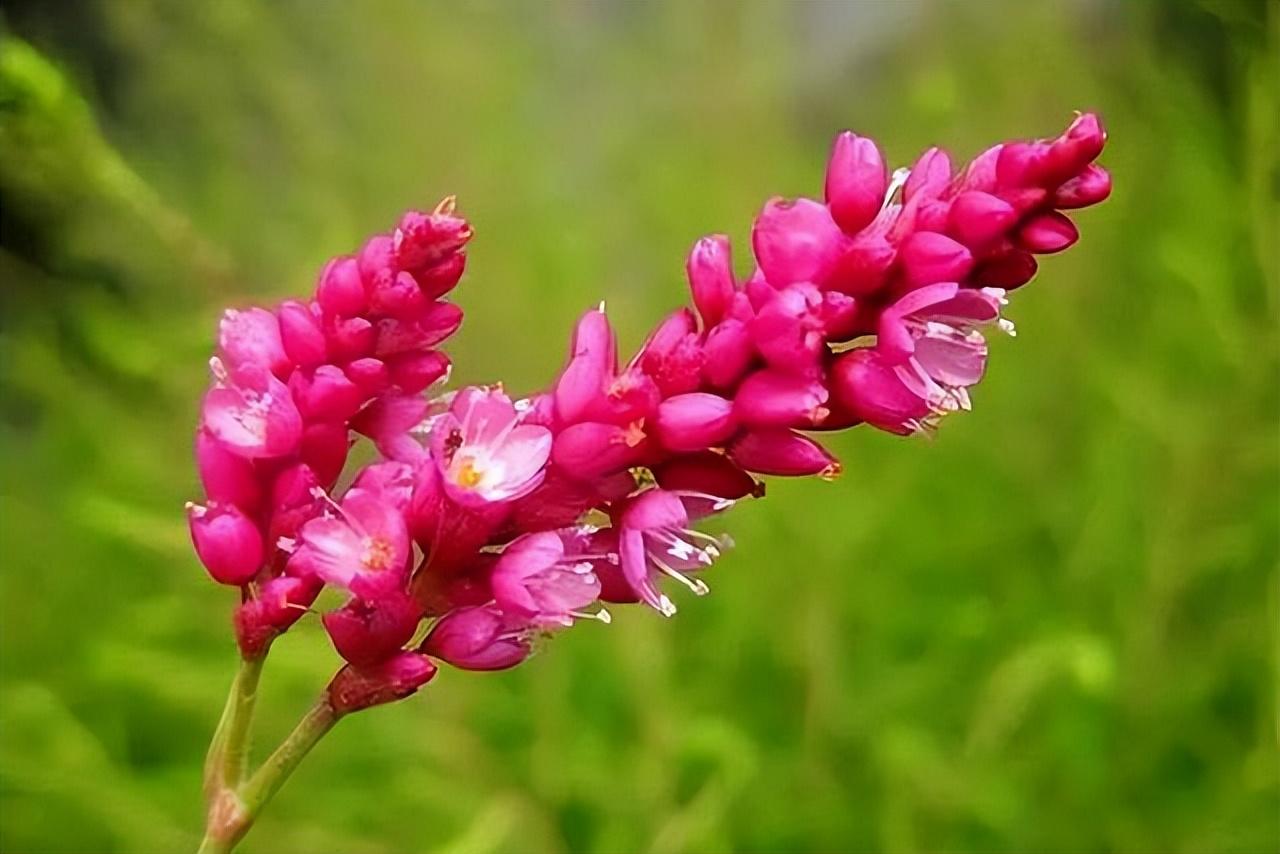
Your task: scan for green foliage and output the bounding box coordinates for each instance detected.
[1,2,1276,852]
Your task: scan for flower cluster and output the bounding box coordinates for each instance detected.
[188,114,1108,713]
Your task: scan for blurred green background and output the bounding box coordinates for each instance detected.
[1,1,1276,852]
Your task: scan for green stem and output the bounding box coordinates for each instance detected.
[198,696,340,853]
[221,656,265,785]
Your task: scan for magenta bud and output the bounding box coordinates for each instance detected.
[290,365,366,421]
[686,235,737,327]
[701,319,755,389]
[824,131,887,236]
[414,252,467,300]
[996,141,1052,190]
[948,191,1019,249]
[369,271,429,319]
[394,204,473,271]
[325,316,376,362]
[188,502,263,585]
[830,347,929,436]
[826,234,896,297]
[1017,212,1078,254]
[972,251,1038,290]
[1040,112,1107,187]
[551,421,647,480]
[328,652,438,714]
[388,351,451,393]
[374,301,463,358]
[299,422,350,487]
[898,232,974,289]
[316,256,368,317]
[654,392,738,452]
[323,591,422,666]
[956,144,1003,194]
[422,605,532,671]
[653,451,763,500]
[202,364,303,460]
[235,575,323,658]
[357,235,395,284]
[195,429,261,511]
[728,429,840,478]
[345,358,390,396]
[904,147,952,202]
[277,300,327,368]
[1053,164,1111,209]
[218,307,290,378]
[734,370,830,428]
[751,197,844,286]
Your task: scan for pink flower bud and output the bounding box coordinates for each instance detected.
[218,307,290,379]
[551,421,648,480]
[701,319,755,389]
[897,232,974,289]
[751,283,828,374]
[324,316,376,362]
[654,452,763,500]
[972,250,1038,290]
[824,131,887,235]
[1053,164,1111,209]
[654,392,738,452]
[323,591,422,666]
[235,575,323,658]
[734,370,830,428]
[422,605,532,671]
[290,365,365,421]
[299,422,350,486]
[996,141,1052,189]
[413,252,467,300]
[267,464,324,543]
[368,270,429,319]
[686,235,736,327]
[344,358,390,396]
[276,301,326,369]
[374,301,463,357]
[393,203,473,271]
[728,429,840,478]
[948,191,1019,249]
[830,347,931,436]
[328,652,438,714]
[187,502,263,585]
[1017,212,1078,254]
[826,234,896,297]
[316,256,368,317]
[1040,112,1106,188]
[955,144,1003,194]
[195,429,261,511]
[903,147,952,202]
[357,235,395,283]
[636,309,703,396]
[751,197,843,286]
[387,351,451,393]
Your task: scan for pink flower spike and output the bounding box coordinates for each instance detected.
[686,235,737,327]
[752,197,843,286]
[195,429,261,511]
[897,232,974,290]
[491,531,604,627]
[202,360,303,459]
[316,256,368,317]
[323,590,423,666]
[734,369,830,429]
[328,652,438,714]
[422,604,533,671]
[277,300,328,368]
[187,502,263,586]
[293,490,410,599]
[219,308,290,378]
[654,392,738,452]
[431,388,553,507]
[729,429,840,478]
[1017,212,1079,254]
[825,131,888,236]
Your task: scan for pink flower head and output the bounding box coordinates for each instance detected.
[616,489,731,617]
[291,489,410,598]
[490,531,605,627]
[422,604,534,671]
[201,358,303,459]
[431,387,552,507]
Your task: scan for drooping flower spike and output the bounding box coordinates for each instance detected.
[188,111,1108,712]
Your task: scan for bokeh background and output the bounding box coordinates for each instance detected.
[1,1,1276,852]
